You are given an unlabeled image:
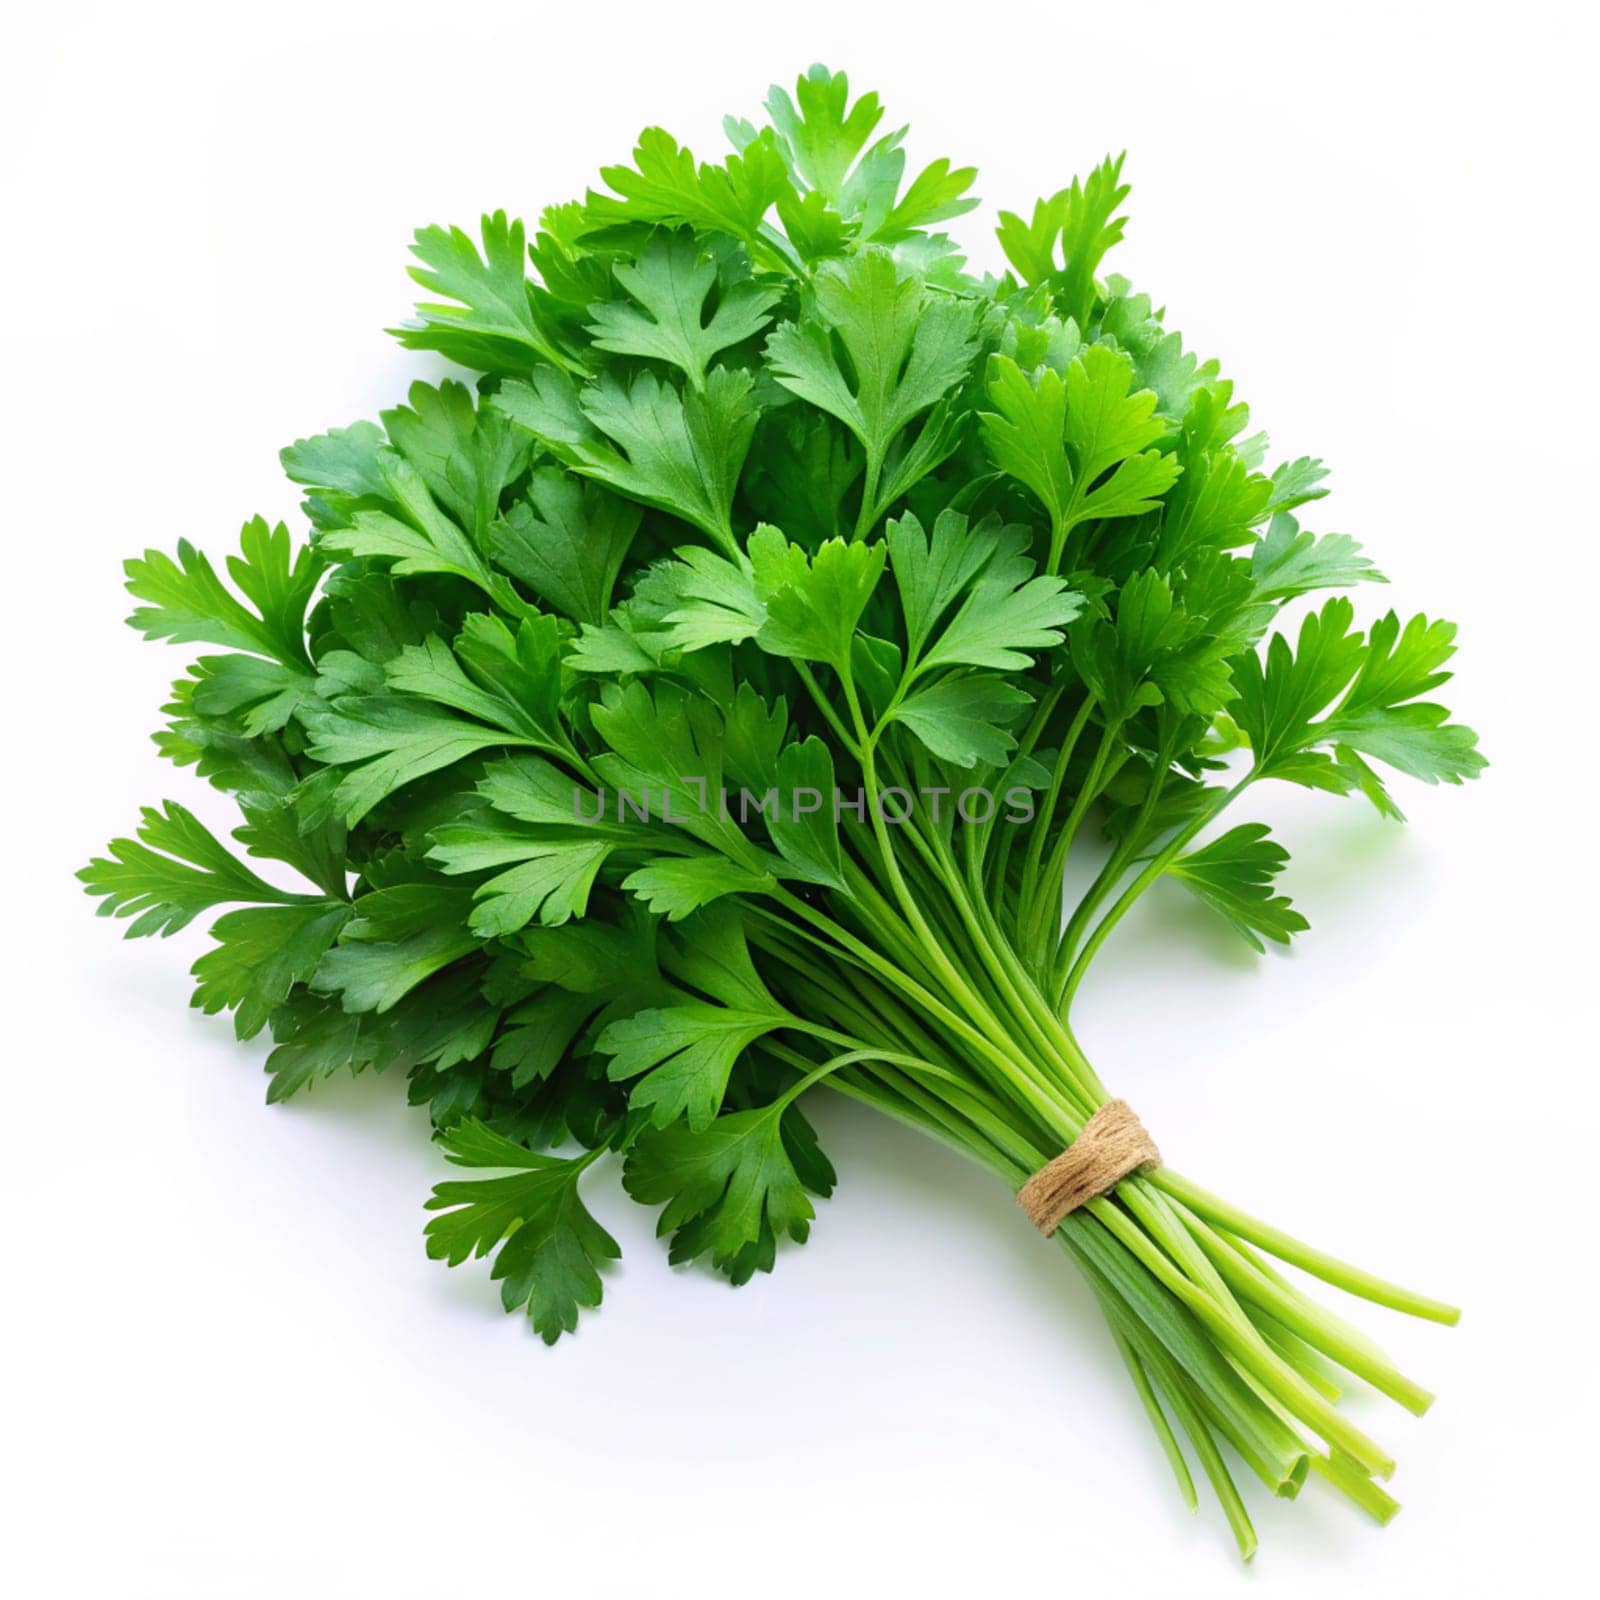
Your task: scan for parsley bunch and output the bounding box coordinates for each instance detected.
[82,66,1482,1556]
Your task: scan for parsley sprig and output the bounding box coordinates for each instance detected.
[82,65,1482,1557]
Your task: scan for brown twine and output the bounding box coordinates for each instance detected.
[1016,1099,1161,1234]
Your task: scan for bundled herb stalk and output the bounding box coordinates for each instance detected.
[82,66,1482,1556]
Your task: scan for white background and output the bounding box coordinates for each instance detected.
[3,2,1596,1595]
